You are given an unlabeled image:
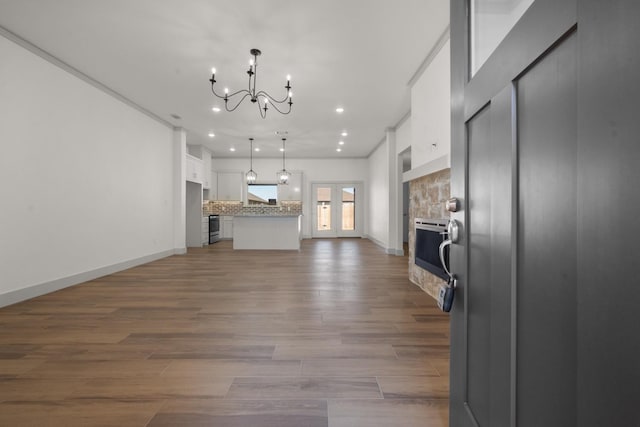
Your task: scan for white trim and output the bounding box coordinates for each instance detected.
[0,249,179,308]
[408,26,451,88]
[365,235,403,255]
[0,25,173,129]
[394,110,412,130]
[402,154,450,182]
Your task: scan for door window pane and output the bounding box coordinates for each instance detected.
[341,187,355,231]
[316,187,331,231]
[470,0,535,76]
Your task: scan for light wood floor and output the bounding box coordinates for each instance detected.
[0,238,450,426]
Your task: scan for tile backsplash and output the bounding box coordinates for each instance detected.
[203,200,302,216]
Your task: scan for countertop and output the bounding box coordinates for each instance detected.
[233,214,301,218]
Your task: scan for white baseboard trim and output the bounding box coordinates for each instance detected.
[0,248,179,308]
[364,235,404,256]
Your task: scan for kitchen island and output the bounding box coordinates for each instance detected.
[232,215,302,250]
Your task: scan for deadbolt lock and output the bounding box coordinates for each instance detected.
[446,198,460,213]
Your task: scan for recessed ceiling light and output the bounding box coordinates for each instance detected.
[341,131,348,137]
[336,148,342,152]
[212,107,221,113]
[208,132,215,138]
[280,148,285,152]
[255,148,260,152]
[338,141,345,145]
[229,147,236,152]
[335,107,344,113]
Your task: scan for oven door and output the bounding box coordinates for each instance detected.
[209,215,220,243]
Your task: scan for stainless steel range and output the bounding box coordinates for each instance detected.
[209,214,220,244]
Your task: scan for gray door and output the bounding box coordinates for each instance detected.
[450,1,640,426]
[450,1,577,426]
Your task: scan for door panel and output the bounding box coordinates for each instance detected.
[451,1,578,426]
[465,86,514,427]
[313,185,335,237]
[516,32,577,427]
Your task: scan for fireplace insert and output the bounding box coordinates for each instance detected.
[414,218,450,281]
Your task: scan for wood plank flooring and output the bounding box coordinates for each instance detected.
[0,238,450,426]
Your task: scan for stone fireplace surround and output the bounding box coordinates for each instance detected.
[408,168,451,299]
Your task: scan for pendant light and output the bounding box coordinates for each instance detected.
[277,138,290,184]
[246,138,257,183]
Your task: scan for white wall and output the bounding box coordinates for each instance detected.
[411,39,451,172]
[0,35,176,306]
[212,157,368,238]
[396,116,412,155]
[367,139,390,248]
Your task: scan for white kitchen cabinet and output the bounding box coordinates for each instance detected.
[201,149,212,190]
[221,215,234,239]
[186,154,203,184]
[278,171,303,201]
[217,171,243,201]
[208,171,218,200]
[186,145,212,189]
[201,216,209,245]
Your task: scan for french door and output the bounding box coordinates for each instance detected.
[311,183,362,238]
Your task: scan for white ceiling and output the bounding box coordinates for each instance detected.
[0,0,449,159]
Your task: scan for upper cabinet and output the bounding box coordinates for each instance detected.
[187,145,212,189]
[186,154,203,184]
[278,171,303,201]
[201,150,212,190]
[217,171,243,201]
[208,170,218,200]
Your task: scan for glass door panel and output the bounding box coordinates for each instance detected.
[316,186,332,232]
[341,186,355,231]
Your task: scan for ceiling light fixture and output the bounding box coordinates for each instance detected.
[208,132,215,138]
[246,138,257,183]
[335,107,344,113]
[338,140,345,145]
[341,131,348,137]
[336,148,342,152]
[277,138,291,184]
[229,147,236,152]
[209,49,293,119]
[211,107,221,113]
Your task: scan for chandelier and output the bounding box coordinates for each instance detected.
[277,138,290,184]
[246,138,257,183]
[209,49,293,119]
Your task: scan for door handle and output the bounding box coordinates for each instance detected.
[439,219,460,281]
[440,238,453,279]
[437,219,460,312]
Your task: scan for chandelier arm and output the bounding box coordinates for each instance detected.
[263,98,292,115]
[256,90,290,105]
[225,93,252,112]
[256,97,267,119]
[210,84,229,99]
[225,88,251,98]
